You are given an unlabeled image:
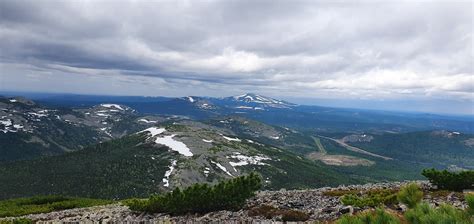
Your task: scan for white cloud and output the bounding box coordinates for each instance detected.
[0,0,472,111]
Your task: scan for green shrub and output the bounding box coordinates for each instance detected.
[336,208,400,224]
[422,169,474,191]
[397,183,423,209]
[340,189,398,207]
[127,173,262,215]
[404,202,471,224]
[466,193,474,216]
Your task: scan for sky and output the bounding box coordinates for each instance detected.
[0,0,472,114]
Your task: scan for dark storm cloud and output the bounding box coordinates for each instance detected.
[0,0,472,103]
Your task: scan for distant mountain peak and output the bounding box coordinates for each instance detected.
[230,93,295,108]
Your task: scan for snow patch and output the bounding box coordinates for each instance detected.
[28,112,48,118]
[236,106,253,109]
[9,99,17,103]
[210,161,233,176]
[101,104,124,110]
[222,135,241,142]
[13,124,23,129]
[155,135,193,157]
[187,96,195,103]
[202,139,214,143]
[139,127,166,137]
[228,152,271,167]
[95,113,110,117]
[163,160,177,187]
[138,118,158,123]
[269,136,280,140]
[246,139,264,146]
[203,167,210,176]
[0,119,24,133]
[0,119,12,126]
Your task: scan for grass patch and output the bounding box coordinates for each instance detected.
[0,218,33,224]
[340,189,399,207]
[0,195,111,217]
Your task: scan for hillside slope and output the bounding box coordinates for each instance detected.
[0,97,165,161]
[0,123,354,199]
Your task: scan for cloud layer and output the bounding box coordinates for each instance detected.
[0,0,472,104]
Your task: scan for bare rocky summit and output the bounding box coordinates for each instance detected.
[1,181,469,223]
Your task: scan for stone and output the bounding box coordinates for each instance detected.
[4,180,467,223]
[339,206,353,215]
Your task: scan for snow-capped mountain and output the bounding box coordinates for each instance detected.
[179,96,216,110]
[226,93,295,108]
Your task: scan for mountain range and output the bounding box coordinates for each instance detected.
[0,93,473,199]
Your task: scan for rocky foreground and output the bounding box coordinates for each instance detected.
[1,181,469,223]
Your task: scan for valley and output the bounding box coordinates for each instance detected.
[0,94,473,200]
[316,135,393,160]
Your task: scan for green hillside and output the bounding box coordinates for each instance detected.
[0,128,355,200]
[350,131,474,169]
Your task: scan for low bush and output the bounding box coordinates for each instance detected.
[0,195,111,217]
[404,202,471,224]
[127,173,262,215]
[335,180,474,224]
[397,183,423,209]
[340,189,398,207]
[422,169,474,191]
[336,208,400,224]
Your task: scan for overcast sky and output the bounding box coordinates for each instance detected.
[0,0,472,114]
